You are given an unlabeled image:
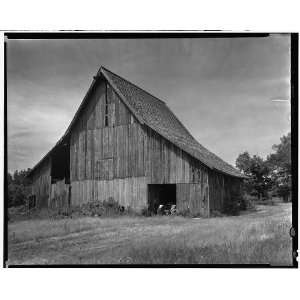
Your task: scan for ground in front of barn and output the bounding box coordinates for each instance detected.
[7,203,293,265]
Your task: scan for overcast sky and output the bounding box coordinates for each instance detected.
[7,35,291,173]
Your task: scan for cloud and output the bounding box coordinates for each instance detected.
[7,35,291,172]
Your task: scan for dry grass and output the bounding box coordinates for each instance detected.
[124,219,292,265]
[7,203,293,266]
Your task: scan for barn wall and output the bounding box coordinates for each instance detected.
[144,127,211,216]
[71,177,147,210]
[176,183,209,217]
[208,170,243,212]
[31,157,51,208]
[144,127,209,184]
[49,179,70,209]
[208,171,225,211]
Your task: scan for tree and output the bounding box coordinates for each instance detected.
[267,132,291,172]
[236,151,252,176]
[7,168,32,207]
[266,132,291,201]
[236,152,271,200]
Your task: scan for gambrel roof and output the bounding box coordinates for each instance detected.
[28,66,245,178]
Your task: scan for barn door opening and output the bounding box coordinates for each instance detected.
[50,142,71,209]
[148,184,176,214]
[51,142,70,184]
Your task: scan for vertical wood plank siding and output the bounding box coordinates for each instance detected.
[208,170,243,212]
[30,158,51,208]
[144,127,209,185]
[50,179,70,209]
[71,177,147,209]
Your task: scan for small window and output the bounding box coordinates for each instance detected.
[105,84,109,127]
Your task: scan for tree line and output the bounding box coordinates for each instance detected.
[236,132,291,202]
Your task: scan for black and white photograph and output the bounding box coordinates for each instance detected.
[4,32,297,267]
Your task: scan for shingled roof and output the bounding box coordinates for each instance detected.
[100,67,244,178]
[28,66,245,179]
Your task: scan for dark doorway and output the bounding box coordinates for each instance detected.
[148,184,176,214]
[51,142,70,184]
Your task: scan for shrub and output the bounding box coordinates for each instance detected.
[141,207,152,217]
[8,184,30,208]
[239,193,256,210]
[176,208,191,217]
[210,210,225,217]
[255,198,277,206]
[7,169,32,208]
[223,190,243,215]
[102,197,120,216]
[71,198,126,217]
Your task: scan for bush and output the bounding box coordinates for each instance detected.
[141,207,152,217]
[223,190,243,215]
[71,198,126,217]
[176,208,191,217]
[210,210,225,217]
[255,198,277,206]
[239,194,256,210]
[7,169,32,208]
[7,184,30,208]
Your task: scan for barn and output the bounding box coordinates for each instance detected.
[27,66,245,217]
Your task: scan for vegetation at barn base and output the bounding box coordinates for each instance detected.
[222,189,245,215]
[71,197,133,217]
[8,198,138,222]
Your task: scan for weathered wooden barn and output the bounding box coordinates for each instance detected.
[27,66,245,216]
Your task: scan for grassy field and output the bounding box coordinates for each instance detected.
[7,203,293,265]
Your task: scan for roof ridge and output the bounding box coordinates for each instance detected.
[100,66,166,105]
